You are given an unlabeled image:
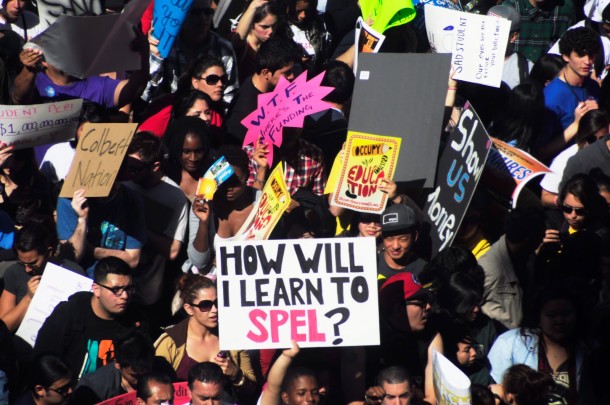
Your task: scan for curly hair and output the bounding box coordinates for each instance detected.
[559,27,601,57]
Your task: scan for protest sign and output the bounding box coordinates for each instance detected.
[196,155,235,200]
[432,350,472,405]
[0,99,82,149]
[349,53,451,187]
[354,17,385,73]
[60,123,137,198]
[424,104,491,254]
[237,164,291,240]
[217,237,379,350]
[487,138,551,207]
[37,0,103,30]
[242,71,333,166]
[96,382,190,405]
[332,131,401,213]
[359,0,416,34]
[153,0,194,58]
[425,4,510,87]
[16,263,93,347]
[324,151,343,195]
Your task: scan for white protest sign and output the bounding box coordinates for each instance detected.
[425,4,510,87]
[432,350,472,405]
[37,0,103,30]
[217,237,379,350]
[16,263,93,347]
[0,100,83,150]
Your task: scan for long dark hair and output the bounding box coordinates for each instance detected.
[559,173,610,228]
[176,55,225,98]
[575,109,609,147]
[162,117,212,184]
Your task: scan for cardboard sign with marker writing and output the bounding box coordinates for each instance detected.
[217,237,379,350]
[60,123,137,198]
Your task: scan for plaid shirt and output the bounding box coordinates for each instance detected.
[244,139,327,196]
[503,0,575,62]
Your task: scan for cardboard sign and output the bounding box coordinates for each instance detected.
[0,100,82,149]
[425,4,510,88]
[60,123,137,198]
[432,350,471,405]
[37,0,103,30]
[332,132,401,213]
[216,237,379,350]
[241,71,333,166]
[96,382,190,405]
[424,105,491,254]
[152,0,194,58]
[348,53,451,187]
[237,164,291,240]
[16,263,93,347]
[359,0,416,34]
[487,138,551,207]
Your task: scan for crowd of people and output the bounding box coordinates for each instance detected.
[1,0,610,403]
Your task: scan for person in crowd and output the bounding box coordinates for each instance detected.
[33,257,148,379]
[286,0,331,72]
[231,0,281,83]
[363,366,413,405]
[136,373,175,405]
[124,131,188,306]
[226,36,297,143]
[0,0,42,42]
[490,364,562,405]
[477,208,546,329]
[528,54,564,87]
[0,221,84,332]
[488,286,589,405]
[163,117,216,201]
[187,361,229,405]
[154,274,256,400]
[14,354,74,405]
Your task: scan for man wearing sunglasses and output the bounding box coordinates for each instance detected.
[33,257,149,379]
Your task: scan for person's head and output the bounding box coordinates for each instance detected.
[136,373,174,405]
[380,204,418,263]
[0,0,26,22]
[504,207,546,256]
[127,131,164,186]
[173,90,214,125]
[250,1,280,44]
[592,169,610,208]
[419,246,480,293]
[14,222,57,276]
[92,257,134,319]
[486,5,520,54]
[502,365,555,405]
[470,384,496,405]
[353,212,382,239]
[114,330,155,389]
[436,272,483,322]
[320,60,355,108]
[575,109,609,148]
[181,55,227,103]
[287,0,317,28]
[215,145,250,202]
[528,54,564,87]
[380,273,431,332]
[163,117,212,182]
[188,362,225,405]
[559,173,609,231]
[179,274,218,330]
[375,366,412,405]
[255,36,298,90]
[558,27,601,77]
[280,367,320,405]
[180,0,214,46]
[76,102,110,142]
[29,354,74,405]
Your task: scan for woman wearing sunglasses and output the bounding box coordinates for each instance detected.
[154,274,257,401]
[14,353,74,405]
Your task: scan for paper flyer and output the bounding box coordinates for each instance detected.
[432,350,472,405]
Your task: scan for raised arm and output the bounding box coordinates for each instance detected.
[235,0,269,40]
[261,341,300,405]
[113,29,151,108]
[12,48,43,104]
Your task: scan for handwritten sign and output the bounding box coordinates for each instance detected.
[16,263,92,347]
[238,164,291,240]
[153,0,194,58]
[432,350,471,405]
[359,0,416,34]
[0,100,82,150]
[96,382,190,405]
[487,138,551,207]
[332,132,401,214]
[424,105,491,254]
[60,123,137,198]
[217,237,379,350]
[425,4,510,87]
[242,71,333,166]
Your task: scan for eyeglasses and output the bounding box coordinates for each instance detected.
[197,74,229,86]
[189,299,218,312]
[405,300,429,309]
[359,216,381,225]
[97,283,136,296]
[17,258,41,272]
[47,381,74,396]
[560,204,586,216]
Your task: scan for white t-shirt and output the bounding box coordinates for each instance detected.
[540,144,579,193]
[39,141,76,184]
[502,52,534,90]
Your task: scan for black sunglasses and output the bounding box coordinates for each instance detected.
[47,381,75,396]
[198,74,229,86]
[560,204,586,216]
[17,258,42,272]
[97,283,136,296]
[189,299,218,312]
